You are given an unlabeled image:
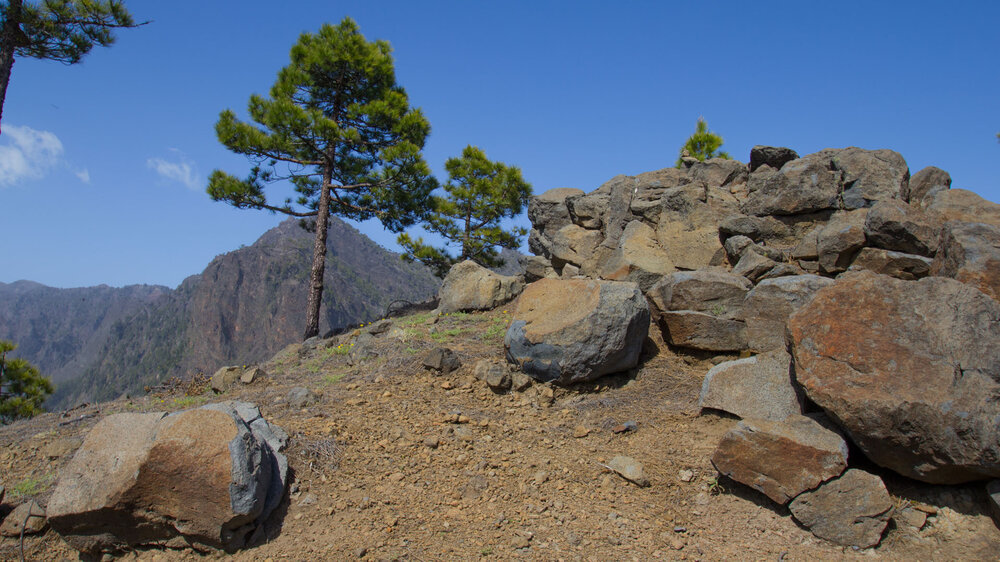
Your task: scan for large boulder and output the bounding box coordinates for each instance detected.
[749,146,799,172]
[648,269,751,320]
[504,278,649,385]
[930,221,1000,302]
[699,349,803,421]
[548,224,604,269]
[829,147,909,210]
[850,248,932,280]
[583,221,675,290]
[816,209,868,274]
[659,311,747,352]
[788,271,1000,484]
[908,165,951,204]
[742,275,834,352]
[438,260,524,314]
[863,199,941,256]
[788,469,893,549]
[711,415,848,504]
[47,401,288,554]
[924,188,1000,229]
[742,151,841,216]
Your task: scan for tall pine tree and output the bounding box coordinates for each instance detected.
[398,145,531,277]
[208,18,436,339]
[0,0,144,129]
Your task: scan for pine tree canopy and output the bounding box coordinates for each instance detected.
[399,145,531,277]
[675,117,730,167]
[208,17,436,231]
[0,0,144,127]
[208,17,436,339]
[0,340,53,424]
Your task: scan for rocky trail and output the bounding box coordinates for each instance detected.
[2,307,998,560]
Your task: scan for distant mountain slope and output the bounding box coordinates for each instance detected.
[24,217,438,408]
[0,281,170,384]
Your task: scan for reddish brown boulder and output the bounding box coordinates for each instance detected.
[788,271,1000,483]
[711,415,848,504]
[931,221,1000,302]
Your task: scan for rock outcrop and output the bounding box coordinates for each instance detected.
[47,401,287,554]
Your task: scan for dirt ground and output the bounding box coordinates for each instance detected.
[2,307,999,561]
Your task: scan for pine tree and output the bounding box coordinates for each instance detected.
[398,145,531,277]
[0,0,145,129]
[208,18,436,339]
[0,340,53,423]
[675,117,729,167]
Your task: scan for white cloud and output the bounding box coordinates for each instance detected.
[0,125,64,186]
[147,154,200,190]
[75,168,90,184]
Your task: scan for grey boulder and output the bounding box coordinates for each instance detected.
[504,278,648,384]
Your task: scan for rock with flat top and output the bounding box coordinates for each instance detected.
[711,415,848,504]
[504,278,648,384]
[438,260,523,314]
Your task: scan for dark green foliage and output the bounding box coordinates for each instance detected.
[675,117,730,167]
[0,0,144,124]
[0,340,53,423]
[2,0,137,62]
[398,145,532,277]
[207,17,435,229]
[208,17,436,338]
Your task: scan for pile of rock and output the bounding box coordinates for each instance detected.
[509,145,1000,548]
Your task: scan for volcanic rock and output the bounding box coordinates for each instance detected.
[788,271,1000,483]
[504,278,648,384]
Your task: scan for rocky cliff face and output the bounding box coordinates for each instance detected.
[11,218,438,408]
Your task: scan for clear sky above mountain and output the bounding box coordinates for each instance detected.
[1,0,997,288]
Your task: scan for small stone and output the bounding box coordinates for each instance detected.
[612,421,637,434]
[510,372,533,392]
[423,437,440,449]
[0,500,47,536]
[678,469,695,483]
[423,347,461,375]
[573,425,590,438]
[440,381,454,390]
[240,366,265,384]
[287,386,319,408]
[512,534,531,549]
[606,455,650,487]
[298,493,318,507]
[355,547,368,558]
[535,386,555,407]
[893,506,928,530]
[533,471,549,485]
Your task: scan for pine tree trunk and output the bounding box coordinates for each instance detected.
[0,0,24,131]
[303,174,332,340]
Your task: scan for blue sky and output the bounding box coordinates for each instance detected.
[1,0,997,288]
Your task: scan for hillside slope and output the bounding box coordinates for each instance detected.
[37,217,438,408]
[0,281,170,385]
[2,306,997,560]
